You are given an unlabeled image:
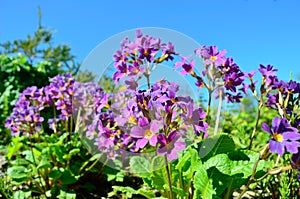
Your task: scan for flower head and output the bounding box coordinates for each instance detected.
[262,116,300,155]
[157,131,186,161]
[130,117,160,149]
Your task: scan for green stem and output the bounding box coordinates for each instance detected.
[53,106,57,133]
[214,90,223,136]
[248,102,263,150]
[29,137,46,194]
[164,155,173,199]
[206,90,212,122]
[237,157,261,199]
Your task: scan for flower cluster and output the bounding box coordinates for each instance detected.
[266,79,300,115]
[83,79,208,161]
[112,29,176,87]
[5,74,75,135]
[175,45,245,103]
[5,89,44,136]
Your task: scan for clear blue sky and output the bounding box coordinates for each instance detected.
[1,0,300,81]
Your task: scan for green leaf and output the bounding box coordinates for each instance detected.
[48,167,62,179]
[163,185,188,197]
[7,137,23,160]
[58,190,76,199]
[12,190,31,199]
[194,168,216,199]
[230,150,265,178]
[137,188,156,198]
[203,154,231,175]
[130,156,151,178]
[198,134,235,161]
[7,166,28,183]
[151,155,165,171]
[60,170,78,185]
[111,186,137,198]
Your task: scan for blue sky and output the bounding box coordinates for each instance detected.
[1,0,300,82]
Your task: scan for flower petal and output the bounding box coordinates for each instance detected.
[174,141,186,151]
[157,133,167,146]
[262,122,272,135]
[269,140,285,155]
[168,150,178,161]
[272,116,281,133]
[130,126,144,138]
[136,138,148,149]
[150,120,160,133]
[138,117,149,127]
[149,135,157,146]
[157,146,167,155]
[284,141,300,154]
[282,131,300,140]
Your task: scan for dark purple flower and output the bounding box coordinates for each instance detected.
[157,131,186,161]
[259,64,278,77]
[174,57,195,76]
[262,116,300,155]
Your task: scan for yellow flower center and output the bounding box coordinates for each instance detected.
[144,129,153,139]
[128,115,137,124]
[210,56,218,61]
[144,49,149,56]
[109,134,115,140]
[273,133,283,142]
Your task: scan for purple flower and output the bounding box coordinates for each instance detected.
[259,64,277,77]
[180,102,208,136]
[130,117,160,148]
[262,116,300,155]
[195,45,227,66]
[125,78,139,90]
[113,62,128,82]
[157,131,186,161]
[225,92,243,103]
[174,57,195,76]
[223,72,244,93]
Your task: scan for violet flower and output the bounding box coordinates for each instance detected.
[262,116,300,155]
[157,131,186,161]
[130,117,160,149]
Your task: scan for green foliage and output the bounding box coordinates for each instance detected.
[0,54,59,144]
[125,134,270,199]
[0,8,80,74]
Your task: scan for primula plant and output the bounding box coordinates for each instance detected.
[2,29,300,199]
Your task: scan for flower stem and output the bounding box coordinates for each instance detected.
[146,74,151,89]
[206,90,212,122]
[275,154,281,166]
[164,155,173,199]
[237,156,261,199]
[214,90,223,136]
[29,137,46,194]
[248,102,263,150]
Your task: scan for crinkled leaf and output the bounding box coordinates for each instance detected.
[194,168,216,199]
[130,156,151,178]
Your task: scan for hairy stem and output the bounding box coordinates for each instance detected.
[164,155,173,199]
[214,90,223,136]
[248,102,263,150]
[237,157,261,199]
[29,137,46,194]
[206,90,212,122]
